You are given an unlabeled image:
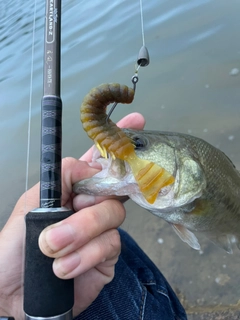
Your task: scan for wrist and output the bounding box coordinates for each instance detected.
[0,290,23,319]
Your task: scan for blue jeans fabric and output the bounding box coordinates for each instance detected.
[75,229,187,320]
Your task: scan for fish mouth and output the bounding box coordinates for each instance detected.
[90,145,132,180]
[73,145,146,196]
[74,145,175,202]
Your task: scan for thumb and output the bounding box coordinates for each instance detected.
[61,157,100,208]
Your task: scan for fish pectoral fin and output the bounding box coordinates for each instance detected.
[205,234,233,254]
[171,224,201,250]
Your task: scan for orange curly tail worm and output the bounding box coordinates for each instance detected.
[80,83,174,204]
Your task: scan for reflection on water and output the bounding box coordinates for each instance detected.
[1,0,240,314]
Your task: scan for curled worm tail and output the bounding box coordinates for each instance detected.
[80,83,135,159]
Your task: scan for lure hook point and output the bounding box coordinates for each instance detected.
[107,46,149,124]
[106,102,118,123]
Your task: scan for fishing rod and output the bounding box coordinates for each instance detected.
[24,0,74,319]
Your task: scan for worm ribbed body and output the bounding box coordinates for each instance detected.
[80,83,135,160]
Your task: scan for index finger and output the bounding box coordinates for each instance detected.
[80,112,145,162]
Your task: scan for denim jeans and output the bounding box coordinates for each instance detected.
[75,229,187,320]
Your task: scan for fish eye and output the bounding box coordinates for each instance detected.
[132,135,148,150]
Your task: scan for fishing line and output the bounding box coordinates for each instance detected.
[106,0,149,122]
[139,0,145,46]
[24,0,37,212]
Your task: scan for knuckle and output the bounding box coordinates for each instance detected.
[106,229,121,256]
[62,156,76,168]
[89,206,105,229]
[99,200,126,225]
[109,200,126,219]
[106,267,115,283]
[97,229,121,259]
[77,199,126,245]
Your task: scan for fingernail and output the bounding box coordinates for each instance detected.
[54,251,81,277]
[88,162,102,170]
[43,223,75,254]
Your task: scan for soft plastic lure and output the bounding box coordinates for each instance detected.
[80,83,174,203]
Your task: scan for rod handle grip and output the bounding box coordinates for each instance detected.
[24,209,74,317]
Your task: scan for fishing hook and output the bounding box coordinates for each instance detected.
[106,45,150,123]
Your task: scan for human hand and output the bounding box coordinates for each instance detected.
[0,112,145,319]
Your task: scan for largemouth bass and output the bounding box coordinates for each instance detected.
[74,129,240,253]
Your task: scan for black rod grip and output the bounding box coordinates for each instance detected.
[40,96,62,208]
[24,209,74,317]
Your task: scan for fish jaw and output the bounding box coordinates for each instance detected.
[73,156,144,197]
[73,175,140,197]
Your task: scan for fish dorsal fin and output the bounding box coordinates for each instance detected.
[205,234,233,254]
[171,224,201,250]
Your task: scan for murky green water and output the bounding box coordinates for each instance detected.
[1,0,240,314]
